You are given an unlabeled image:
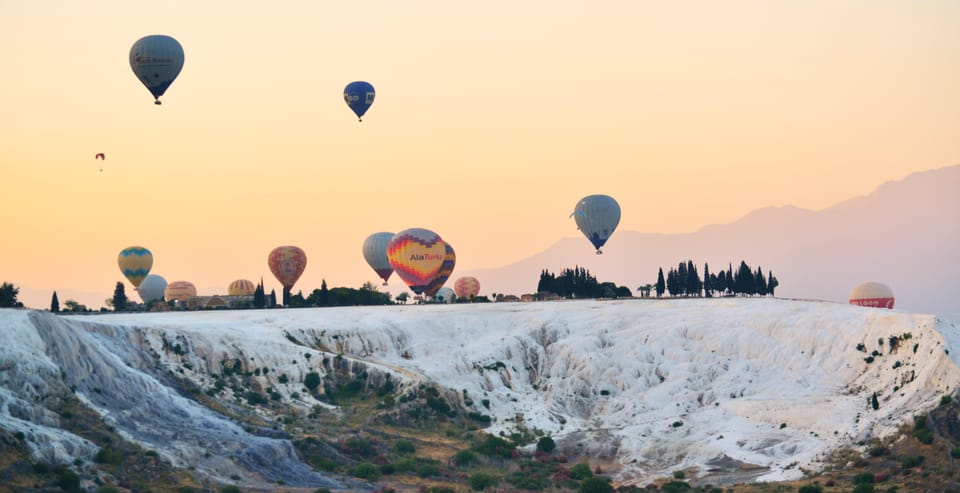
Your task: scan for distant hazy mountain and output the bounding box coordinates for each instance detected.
[461,165,960,322]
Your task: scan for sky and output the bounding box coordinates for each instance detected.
[2,1,959,309]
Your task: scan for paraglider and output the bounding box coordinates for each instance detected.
[95,153,105,160]
[572,194,621,254]
[424,243,456,298]
[849,282,895,309]
[362,232,395,285]
[228,279,256,296]
[137,274,167,302]
[130,35,184,105]
[387,228,446,295]
[268,246,307,298]
[454,276,480,300]
[165,281,197,302]
[344,81,375,121]
[118,246,153,288]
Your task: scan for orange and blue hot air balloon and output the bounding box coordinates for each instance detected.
[118,246,153,288]
[344,81,375,121]
[424,243,456,298]
[268,246,307,291]
[362,232,394,286]
[387,228,446,295]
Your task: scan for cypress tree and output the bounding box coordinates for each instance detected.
[755,267,768,296]
[50,291,60,313]
[112,282,128,312]
[253,279,266,308]
[703,263,712,298]
[727,262,736,294]
[767,270,779,296]
[656,268,665,298]
[686,260,702,297]
[676,262,688,296]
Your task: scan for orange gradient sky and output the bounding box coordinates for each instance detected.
[2,1,959,309]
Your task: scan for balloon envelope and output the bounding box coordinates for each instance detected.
[137,274,167,302]
[118,246,153,288]
[387,228,446,295]
[165,281,196,302]
[849,282,895,309]
[572,194,621,253]
[424,243,456,297]
[130,35,184,104]
[454,276,480,299]
[268,246,307,290]
[344,81,375,120]
[228,279,256,296]
[362,232,395,285]
[435,287,455,303]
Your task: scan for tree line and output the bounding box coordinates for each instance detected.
[537,266,632,299]
[653,260,779,298]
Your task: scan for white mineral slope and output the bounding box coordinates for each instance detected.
[3,298,958,487]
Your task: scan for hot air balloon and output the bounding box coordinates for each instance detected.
[165,281,197,302]
[849,282,895,309]
[228,279,256,296]
[344,81,375,121]
[130,35,184,105]
[424,243,456,297]
[137,274,167,302]
[572,194,621,254]
[362,232,395,286]
[268,246,307,292]
[387,228,446,295]
[435,287,455,303]
[118,246,153,288]
[454,276,480,299]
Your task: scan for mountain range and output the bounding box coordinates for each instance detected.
[461,165,960,322]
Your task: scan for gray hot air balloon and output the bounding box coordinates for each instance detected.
[130,35,184,105]
[137,274,167,302]
[572,194,621,254]
[362,232,394,286]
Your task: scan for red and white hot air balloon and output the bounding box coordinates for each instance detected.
[454,276,480,299]
[849,282,895,309]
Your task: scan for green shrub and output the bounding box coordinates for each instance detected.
[417,464,441,478]
[56,468,81,493]
[852,484,875,493]
[469,472,498,491]
[345,437,375,458]
[537,436,556,453]
[454,449,479,467]
[221,486,241,493]
[94,447,125,465]
[394,440,416,454]
[952,447,960,459]
[578,476,612,493]
[475,434,514,459]
[673,470,685,479]
[901,455,924,469]
[853,472,875,484]
[569,463,593,480]
[797,485,823,493]
[660,481,691,493]
[304,372,321,391]
[350,462,381,480]
[940,394,954,406]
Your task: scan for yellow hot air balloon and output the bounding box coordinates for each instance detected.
[118,246,153,288]
[387,228,446,295]
[228,279,256,296]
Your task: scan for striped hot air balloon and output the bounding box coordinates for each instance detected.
[118,246,153,288]
[424,243,456,297]
[228,279,256,296]
[454,276,480,299]
[165,281,197,302]
[387,228,446,295]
